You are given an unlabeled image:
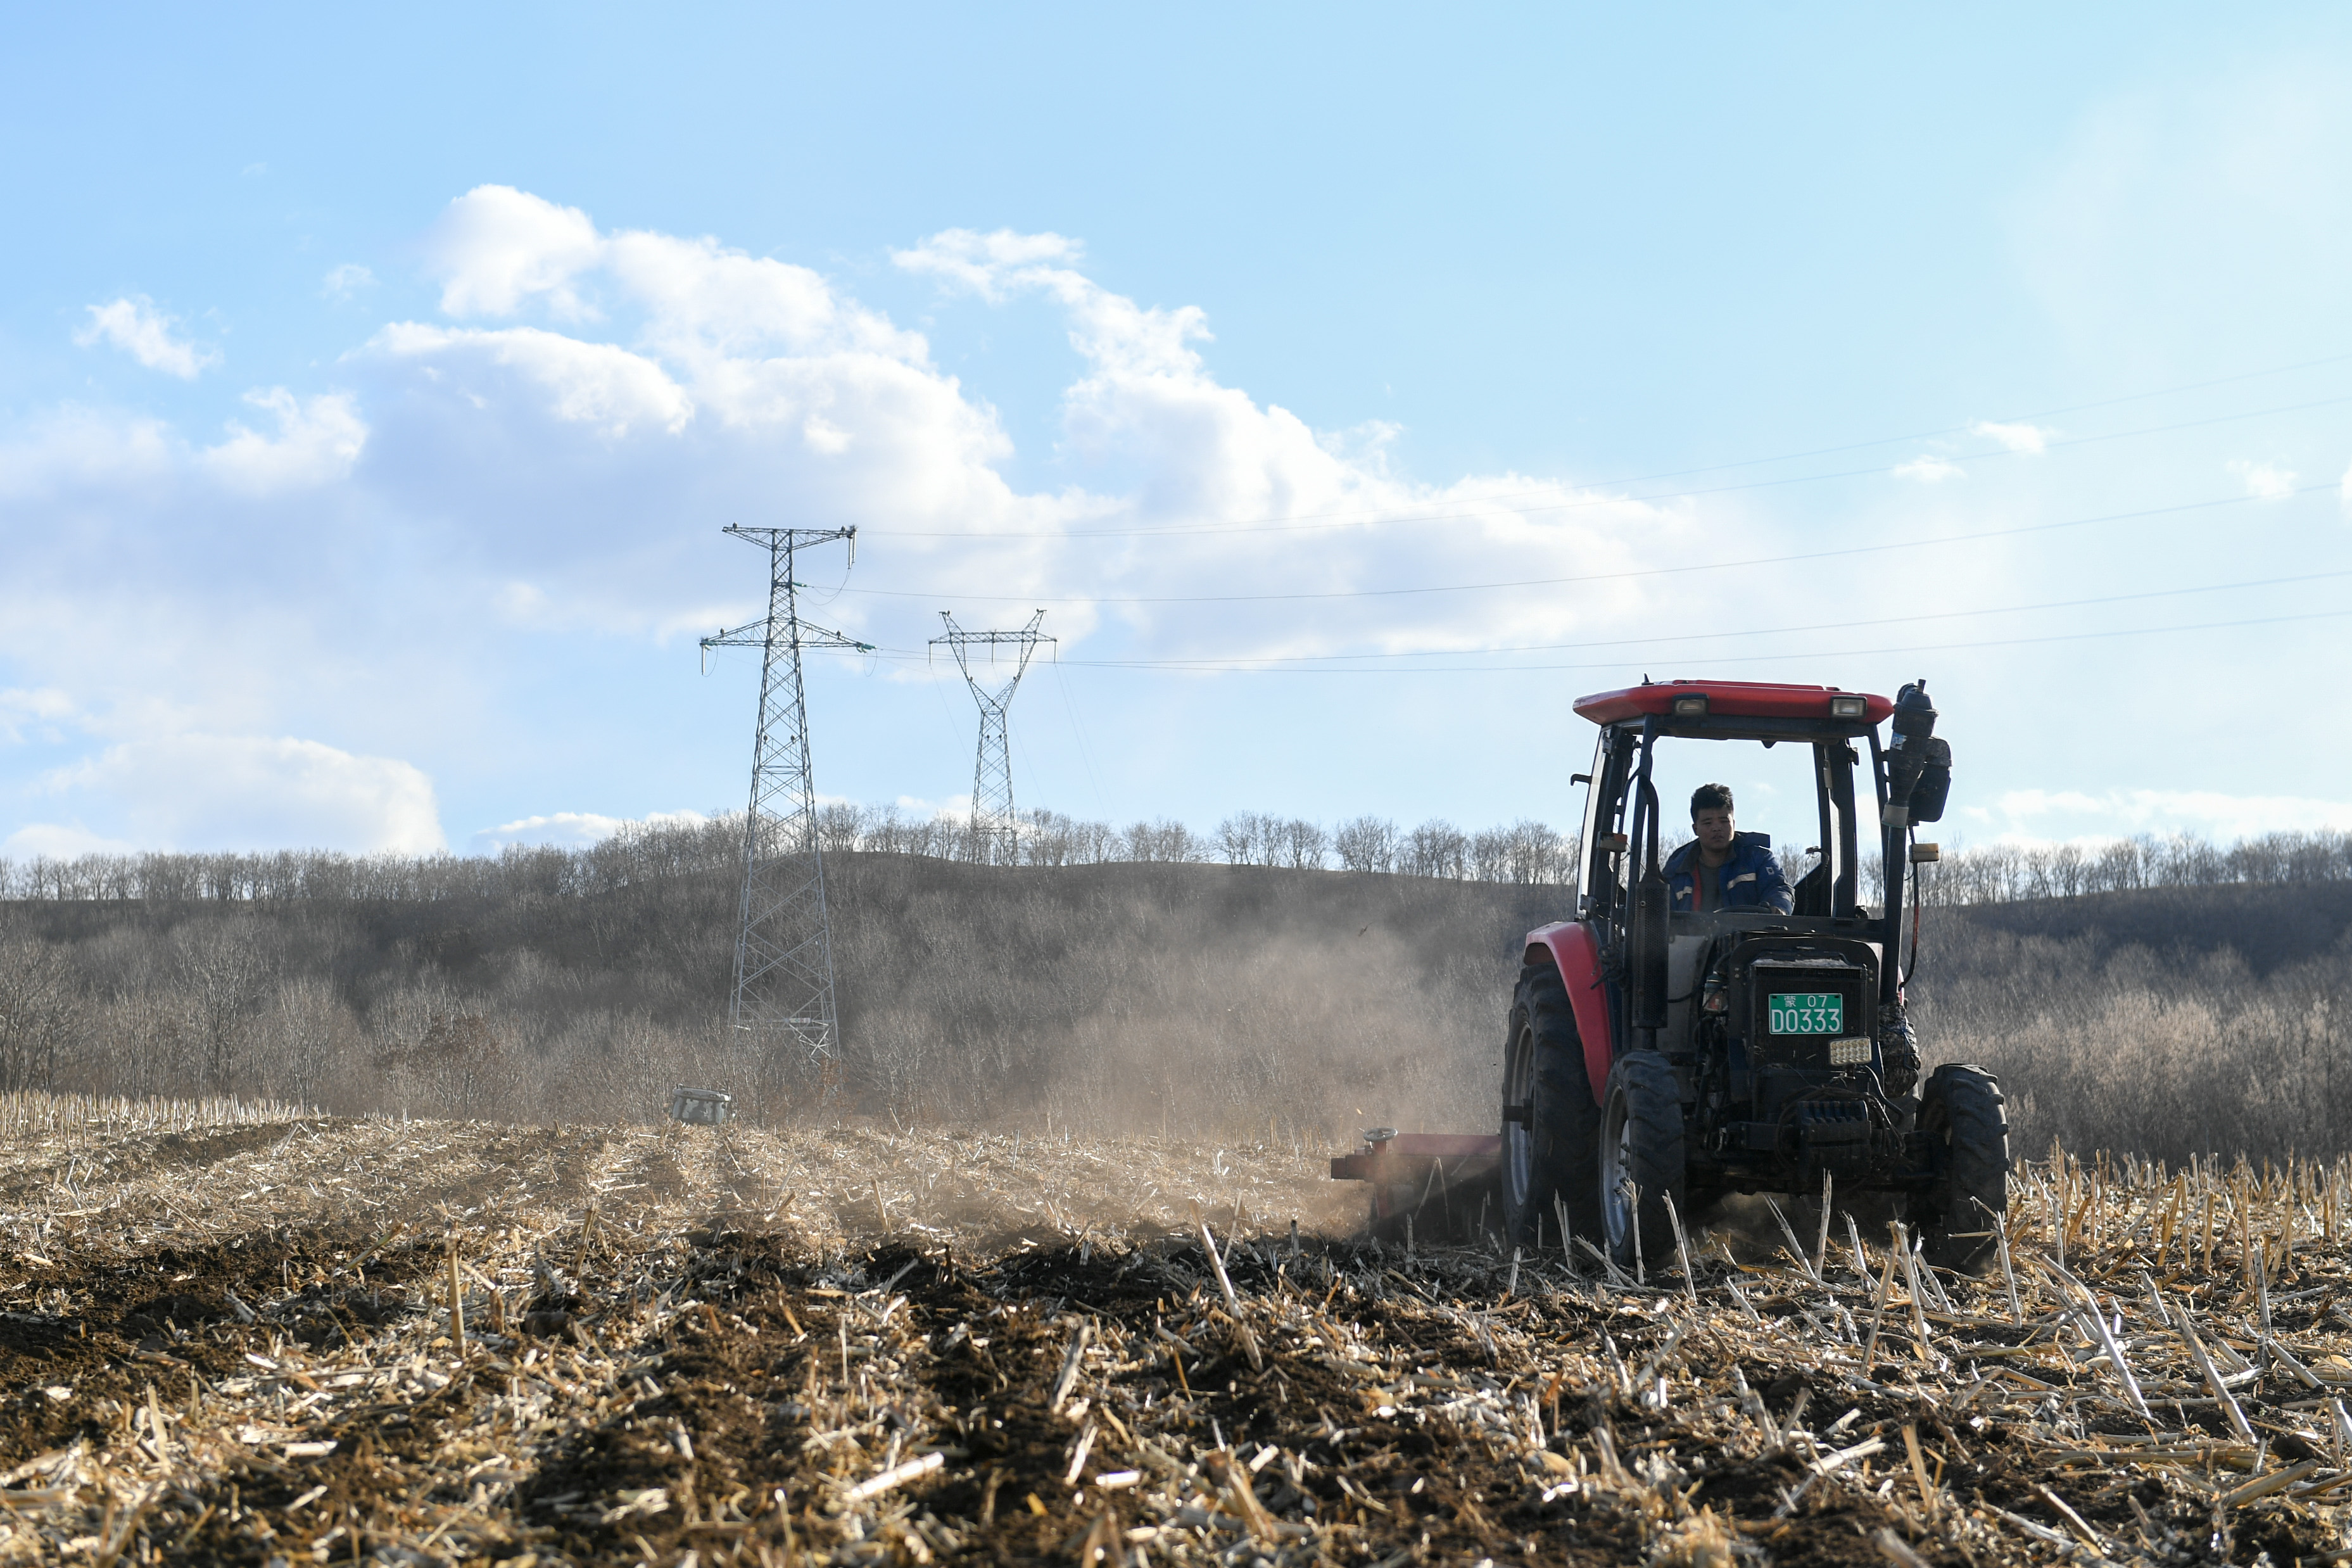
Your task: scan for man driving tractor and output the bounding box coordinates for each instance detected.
[1666,783,1793,914]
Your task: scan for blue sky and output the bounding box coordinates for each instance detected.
[5,4,2352,859]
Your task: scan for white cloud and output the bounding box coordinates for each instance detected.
[892,227,1085,303]
[370,323,693,436]
[0,193,1742,852]
[1894,454,1964,483]
[426,185,605,318]
[0,407,177,500]
[470,807,711,852]
[41,735,445,853]
[323,263,376,299]
[0,393,364,505]
[0,687,73,744]
[199,388,369,494]
[608,228,927,365]
[1,822,136,860]
[875,792,973,823]
[2342,456,2352,514]
[882,222,1689,663]
[1968,419,2050,454]
[899,227,1210,379]
[75,296,217,378]
[2228,458,2298,500]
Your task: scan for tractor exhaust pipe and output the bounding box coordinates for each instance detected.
[1879,680,1937,1004]
[1630,760,1669,1046]
[1630,868,1669,1044]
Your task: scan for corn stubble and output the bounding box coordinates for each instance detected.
[3,1093,2351,1565]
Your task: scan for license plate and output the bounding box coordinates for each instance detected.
[1768,993,1843,1034]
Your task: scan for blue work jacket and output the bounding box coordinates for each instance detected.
[1665,831,1793,914]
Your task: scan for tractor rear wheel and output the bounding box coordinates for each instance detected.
[1599,1051,1685,1272]
[1500,962,1602,1251]
[1913,1063,2010,1274]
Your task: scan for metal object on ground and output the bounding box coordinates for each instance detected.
[931,611,1053,865]
[701,526,873,1067]
[1329,1130,1502,1241]
[669,1087,733,1126]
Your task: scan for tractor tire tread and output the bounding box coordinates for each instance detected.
[1917,1063,2009,1275]
[1605,1050,1686,1270]
[1503,960,1603,1249]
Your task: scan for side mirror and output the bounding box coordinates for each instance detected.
[1911,737,1952,823]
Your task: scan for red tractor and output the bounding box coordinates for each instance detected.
[1336,678,2010,1272]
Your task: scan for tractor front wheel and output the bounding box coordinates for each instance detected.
[1598,1051,1685,1272]
[1913,1063,2010,1274]
[1500,962,1602,1251]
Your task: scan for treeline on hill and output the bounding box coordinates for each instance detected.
[0,813,2348,1162]
[7,806,2349,903]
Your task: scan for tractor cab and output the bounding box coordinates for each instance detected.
[1571,680,1929,1089]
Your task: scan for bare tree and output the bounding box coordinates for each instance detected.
[1333,816,1398,873]
[1124,819,1204,863]
[816,801,867,854]
[251,977,361,1111]
[169,920,275,1095]
[0,935,78,1091]
[1404,820,1468,879]
[1217,812,1277,866]
[1279,819,1329,870]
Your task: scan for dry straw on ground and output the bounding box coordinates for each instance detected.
[2,1091,2350,1565]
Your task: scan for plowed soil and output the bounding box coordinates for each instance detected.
[3,1108,2349,1565]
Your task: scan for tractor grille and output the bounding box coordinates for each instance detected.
[1795,1097,1870,1146]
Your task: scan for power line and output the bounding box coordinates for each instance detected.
[828,481,2335,605]
[1050,604,2352,676]
[1489,346,2352,490]
[1032,564,2352,668]
[854,386,2352,542]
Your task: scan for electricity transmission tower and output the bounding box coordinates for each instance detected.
[702,525,872,1068]
[932,611,1053,865]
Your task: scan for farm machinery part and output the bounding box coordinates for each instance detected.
[1332,677,2009,1271]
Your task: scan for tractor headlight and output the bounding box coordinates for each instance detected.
[1829,694,1866,718]
[1672,693,1709,716]
[1828,1037,1871,1067]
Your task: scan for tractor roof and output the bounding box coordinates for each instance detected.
[1574,680,1894,727]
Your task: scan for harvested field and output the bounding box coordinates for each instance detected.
[3,1094,2351,1566]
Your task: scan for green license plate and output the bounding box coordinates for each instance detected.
[1769,993,1844,1035]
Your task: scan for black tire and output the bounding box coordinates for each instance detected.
[1913,1063,2009,1274]
[1599,1051,1685,1271]
[1500,961,1603,1251]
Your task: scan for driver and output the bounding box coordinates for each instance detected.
[1666,783,1793,914]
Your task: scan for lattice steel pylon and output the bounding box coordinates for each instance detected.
[932,610,1052,865]
[702,526,873,1065]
